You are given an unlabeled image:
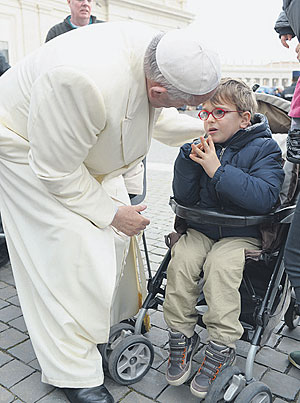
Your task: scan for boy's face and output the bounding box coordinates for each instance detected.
[201,100,251,144]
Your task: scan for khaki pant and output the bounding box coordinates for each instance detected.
[163,229,261,348]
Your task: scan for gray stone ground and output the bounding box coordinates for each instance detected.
[0,138,300,402]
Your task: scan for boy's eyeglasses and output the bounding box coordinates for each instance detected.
[198,108,242,121]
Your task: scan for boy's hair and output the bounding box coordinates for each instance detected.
[205,78,258,117]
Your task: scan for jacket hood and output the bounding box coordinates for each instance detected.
[219,113,272,151]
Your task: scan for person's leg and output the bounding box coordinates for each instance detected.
[287,117,300,163]
[164,228,214,336]
[163,228,214,385]
[190,236,261,398]
[284,195,300,307]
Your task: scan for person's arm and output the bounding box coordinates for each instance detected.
[274,10,295,45]
[28,66,149,236]
[153,107,206,147]
[211,139,285,214]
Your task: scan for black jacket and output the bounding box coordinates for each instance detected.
[0,52,10,76]
[173,114,284,240]
[274,1,300,40]
[45,15,103,42]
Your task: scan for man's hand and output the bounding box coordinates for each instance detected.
[280,34,293,48]
[111,205,150,236]
[189,135,221,178]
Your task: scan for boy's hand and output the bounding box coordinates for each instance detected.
[189,135,221,178]
[190,138,204,156]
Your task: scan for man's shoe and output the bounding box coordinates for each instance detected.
[190,341,236,398]
[288,351,300,370]
[166,330,200,386]
[62,385,114,403]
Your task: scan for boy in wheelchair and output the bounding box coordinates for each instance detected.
[163,78,285,398]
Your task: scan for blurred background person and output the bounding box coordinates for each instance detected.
[282,70,300,101]
[275,0,300,371]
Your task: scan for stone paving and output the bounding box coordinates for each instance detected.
[0,141,300,402]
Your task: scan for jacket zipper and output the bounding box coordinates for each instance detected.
[217,146,227,238]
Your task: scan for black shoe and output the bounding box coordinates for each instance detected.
[62,385,114,403]
[287,129,300,164]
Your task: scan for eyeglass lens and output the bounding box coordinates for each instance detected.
[199,109,225,120]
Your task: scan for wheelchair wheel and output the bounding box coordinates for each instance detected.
[284,296,300,329]
[98,323,135,368]
[234,381,272,403]
[204,366,241,403]
[108,334,154,385]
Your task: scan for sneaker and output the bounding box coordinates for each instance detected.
[288,351,300,370]
[190,341,236,398]
[166,330,200,386]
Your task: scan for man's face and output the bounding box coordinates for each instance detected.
[68,0,92,20]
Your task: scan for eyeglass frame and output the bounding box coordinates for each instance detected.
[198,108,243,121]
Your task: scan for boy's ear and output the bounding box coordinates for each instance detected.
[240,111,251,128]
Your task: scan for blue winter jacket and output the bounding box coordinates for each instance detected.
[172,114,285,240]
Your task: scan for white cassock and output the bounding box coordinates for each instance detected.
[0,21,205,387]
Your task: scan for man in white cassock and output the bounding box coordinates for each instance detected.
[0,21,220,403]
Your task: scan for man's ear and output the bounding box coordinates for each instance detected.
[149,86,168,99]
[240,111,251,128]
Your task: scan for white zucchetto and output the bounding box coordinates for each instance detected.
[156,29,221,95]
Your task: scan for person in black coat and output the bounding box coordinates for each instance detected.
[45,0,103,42]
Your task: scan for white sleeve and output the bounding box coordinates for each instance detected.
[153,107,206,146]
[27,66,116,228]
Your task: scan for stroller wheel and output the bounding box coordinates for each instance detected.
[234,381,272,403]
[108,334,154,385]
[204,366,241,403]
[284,296,300,329]
[98,323,135,368]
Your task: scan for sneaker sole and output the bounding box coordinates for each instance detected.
[166,336,201,386]
[190,381,208,399]
[289,355,300,369]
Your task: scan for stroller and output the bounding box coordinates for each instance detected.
[99,92,300,402]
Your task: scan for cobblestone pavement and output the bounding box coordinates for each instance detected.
[1,139,300,402]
